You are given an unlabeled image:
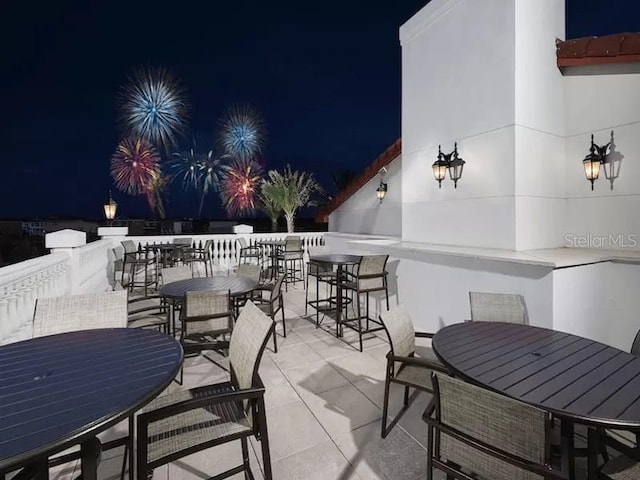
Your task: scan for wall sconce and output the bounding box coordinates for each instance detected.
[376,180,388,203]
[376,166,388,203]
[583,133,611,190]
[433,143,465,188]
[103,191,117,223]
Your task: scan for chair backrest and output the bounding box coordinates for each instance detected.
[237,237,248,249]
[183,290,232,336]
[203,239,213,252]
[379,306,416,358]
[121,240,137,254]
[469,292,528,324]
[174,237,192,246]
[230,301,274,390]
[631,328,640,357]
[237,263,261,282]
[161,265,192,284]
[357,254,388,290]
[270,274,286,303]
[33,290,128,338]
[433,373,548,480]
[285,236,302,252]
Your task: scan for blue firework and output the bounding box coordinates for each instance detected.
[219,104,265,160]
[119,66,189,152]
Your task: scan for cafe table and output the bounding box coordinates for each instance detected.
[433,321,640,479]
[0,328,183,480]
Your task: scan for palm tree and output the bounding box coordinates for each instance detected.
[262,165,321,233]
[258,185,281,232]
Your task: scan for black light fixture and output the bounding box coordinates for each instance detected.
[103,191,117,223]
[376,180,388,203]
[433,143,464,188]
[583,133,611,190]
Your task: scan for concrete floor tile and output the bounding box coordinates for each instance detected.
[283,360,350,395]
[271,440,360,480]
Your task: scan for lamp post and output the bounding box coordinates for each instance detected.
[103,191,117,224]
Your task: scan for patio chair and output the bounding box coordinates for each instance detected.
[253,274,286,353]
[181,239,214,276]
[593,427,640,480]
[379,306,448,438]
[176,290,234,384]
[160,265,193,285]
[424,373,567,480]
[136,300,274,480]
[127,292,169,333]
[277,236,304,291]
[32,290,130,479]
[305,246,336,325]
[121,240,157,295]
[341,254,389,351]
[237,237,262,266]
[469,291,528,324]
[235,263,262,311]
[33,290,128,337]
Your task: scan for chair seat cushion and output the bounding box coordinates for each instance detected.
[394,348,445,390]
[144,384,252,465]
[601,454,640,479]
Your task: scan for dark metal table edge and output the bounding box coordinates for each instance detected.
[432,321,640,431]
[159,276,258,299]
[0,333,184,473]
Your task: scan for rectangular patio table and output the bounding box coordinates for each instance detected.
[432,321,640,479]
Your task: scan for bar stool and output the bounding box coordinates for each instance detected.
[277,236,304,291]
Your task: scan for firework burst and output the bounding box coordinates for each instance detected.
[220,158,263,217]
[119,66,189,152]
[110,137,161,195]
[219,104,265,160]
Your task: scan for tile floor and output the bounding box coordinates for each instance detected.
[42,283,593,480]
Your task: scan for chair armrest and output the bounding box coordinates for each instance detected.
[139,382,266,425]
[387,353,449,373]
[415,332,435,338]
[422,397,437,422]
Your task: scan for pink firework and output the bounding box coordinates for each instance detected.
[110,137,161,195]
[220,159,263,217]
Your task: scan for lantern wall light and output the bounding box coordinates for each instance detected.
[432,143,465,189]
[103,191,117,223]
[583,132,612,190]
[376,166,388,203]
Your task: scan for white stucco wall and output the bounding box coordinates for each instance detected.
[328,155,402,236]
[401,0,518,249]
[564,73,640,250]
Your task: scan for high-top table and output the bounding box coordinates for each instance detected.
[308,254,361,337]
[0,328,183,480]
[432,321,640,479]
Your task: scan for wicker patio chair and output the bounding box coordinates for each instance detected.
[469,291,528,324]
[253,274,286,353]
[33,290,128,337]
[277,236,304,291]
[176,290,234,384]
[160,265,193,285]
[341,254,389,351]
[237,262,261,282]
[424,373,567,480]
[182,239,214,276]
[379,306,448,438]
[136,300,274,480]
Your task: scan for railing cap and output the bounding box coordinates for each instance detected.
[45,229,86,249]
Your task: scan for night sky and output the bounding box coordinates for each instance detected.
[1,0,639,220]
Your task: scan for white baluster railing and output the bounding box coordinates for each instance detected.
[0,252,70,344]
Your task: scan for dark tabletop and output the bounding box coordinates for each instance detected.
[159,275,258,299]
[433,321,640,429]
[310,254,361,265]
[0,328,182,471]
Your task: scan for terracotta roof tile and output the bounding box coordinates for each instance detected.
[316,138,401,223]
[557,33,640,67]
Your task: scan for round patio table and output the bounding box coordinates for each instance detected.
[0,328,182,479]
[433,321,640,479]
[309,254,361,337]
[159,275,258,299]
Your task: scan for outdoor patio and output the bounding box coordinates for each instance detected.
[38,282,593,480]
